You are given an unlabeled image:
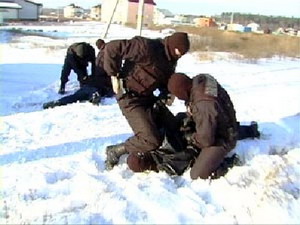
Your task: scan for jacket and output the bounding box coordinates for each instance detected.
[67,42,96,76]
[189,74,238,151]
[103,36,177,96]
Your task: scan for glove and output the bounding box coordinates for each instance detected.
[111,75,126,95]
[158,91,175,106]
[90,92,101,105]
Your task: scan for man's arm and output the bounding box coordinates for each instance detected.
[103,37,150,77]
[191,101,217,149]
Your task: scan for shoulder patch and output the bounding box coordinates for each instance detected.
[203,74,218,97]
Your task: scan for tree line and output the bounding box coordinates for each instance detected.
[217,13,300,31]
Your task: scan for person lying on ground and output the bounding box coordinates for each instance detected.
[105,89,260,179]
[43,75,114,109]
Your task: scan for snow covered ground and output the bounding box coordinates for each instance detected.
[0,22,300,224]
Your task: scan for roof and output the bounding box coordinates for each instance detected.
[25,0,42,6]
[0,2,22,9]
[157,8,173,17]
[128,0,156,5]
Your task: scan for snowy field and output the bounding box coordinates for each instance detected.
[0,22,300,224]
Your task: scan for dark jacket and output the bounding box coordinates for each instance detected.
[103,36,177,96]
[94,46,113,96]
[103,36,179,154]
[61,42,96,84]
[189,74,238,151]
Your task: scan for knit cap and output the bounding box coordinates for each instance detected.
[167,73,192,101]
[165,32,190,59]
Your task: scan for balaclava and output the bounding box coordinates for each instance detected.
[96,39,105,50]
[167,73,192,101]
[165,32,190,60]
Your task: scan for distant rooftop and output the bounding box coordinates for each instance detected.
[0,2,22,9]
[157,8,174,17]
[128,0,156,5]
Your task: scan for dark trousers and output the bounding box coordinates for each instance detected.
[58,86,98,105]
[117,94,163,154]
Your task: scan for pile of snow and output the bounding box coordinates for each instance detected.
[0,22,300,224]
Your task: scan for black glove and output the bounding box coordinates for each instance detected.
[89,92,101,105]
[158,91,174,106]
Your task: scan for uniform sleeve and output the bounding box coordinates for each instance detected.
[103,37,149,77]
[191,101,218,148]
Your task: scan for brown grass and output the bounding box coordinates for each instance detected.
[161,26,300,60]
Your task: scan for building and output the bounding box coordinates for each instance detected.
[63,4,84,19]
[227,23,245,32]
[194,17,217,27]
[101,0,156,26]
[0,2,22,22]
[246,22,260,32]
[153,8,173,25]
[1,0,42,20]
[90,4,101,20]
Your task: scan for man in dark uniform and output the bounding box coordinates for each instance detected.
[104,32,190,170]
[43,39,114,109]
[106,93,259,178]
[167,72,259,179]
[59,42,96,94]
[95,39,114,98]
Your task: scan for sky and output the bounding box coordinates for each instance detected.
[0,22,300,224]
[32,0,300,17]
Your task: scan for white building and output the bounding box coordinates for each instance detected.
[90,4,101,20]
[63,4,84,19]
[153,8,173,25]
[247,22,260,32]
[227,23,245,32]
[0,2,22,22]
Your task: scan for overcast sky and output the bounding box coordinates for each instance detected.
[33,0,300,17]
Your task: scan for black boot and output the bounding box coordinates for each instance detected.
[89,91,101,105]
[237,121,260,140]
[43,100,62,109]
[58,83,65,94]
[105,143,127,170]
[250,121,260,138]
[211,153,241,179]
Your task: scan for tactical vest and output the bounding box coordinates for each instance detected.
[191,74,238,150]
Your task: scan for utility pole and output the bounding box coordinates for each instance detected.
[102,0,120,39]
[230,12,234,24]
[57,7,60,22]
[136,0,145,36]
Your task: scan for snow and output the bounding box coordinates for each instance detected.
[0,22,300,224]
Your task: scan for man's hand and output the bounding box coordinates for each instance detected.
[111,76,120,94]
[159,93,175,106]
[111,75,126,95]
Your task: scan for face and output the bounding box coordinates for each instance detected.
[97,43,104,50]
[174,48,182,59]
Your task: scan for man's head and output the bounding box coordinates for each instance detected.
[168,73,192,101]
[165,32,190,60]
[96,38,105,50]
[75,43,93,59]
